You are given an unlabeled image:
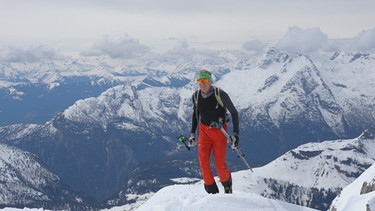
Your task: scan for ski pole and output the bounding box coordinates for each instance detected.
[210,122,253,172]
[177,135,191,151]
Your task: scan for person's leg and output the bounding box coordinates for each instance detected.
[211,125,232,192]
[221,176,232,193]
[198,124,218,194]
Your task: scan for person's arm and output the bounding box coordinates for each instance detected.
[191,95,199,134]
[220,90,239,134]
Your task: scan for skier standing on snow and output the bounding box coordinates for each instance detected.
[188,69,239,194]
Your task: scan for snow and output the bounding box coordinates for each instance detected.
[132,170,318,211]
[329,163,375,211]
[135,185,314,211]
[0,143,59,205]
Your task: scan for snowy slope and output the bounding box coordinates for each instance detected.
[0,142,94,209]
[0,142,58,205]
[133,177,319,211]
[329,162,375,211]
[104,169,319,211]
[257,131,375,190]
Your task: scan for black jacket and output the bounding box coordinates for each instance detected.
[191,86,239,134]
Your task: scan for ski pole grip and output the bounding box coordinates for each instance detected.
[177,135,190,151]
[177,135,186,142]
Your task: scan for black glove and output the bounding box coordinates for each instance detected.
[188,133,197,147]
[230,133,239,149]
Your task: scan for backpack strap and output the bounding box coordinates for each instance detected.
[214,86,229,123]
[194,87,224,108]
[193,90,200,108]
[193,90,200,121]
[214,87,224,108]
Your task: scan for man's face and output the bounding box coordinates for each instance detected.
[198,78,212,94]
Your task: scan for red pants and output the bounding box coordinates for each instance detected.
[198,123,231,185]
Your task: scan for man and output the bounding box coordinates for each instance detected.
[189,69,239,194]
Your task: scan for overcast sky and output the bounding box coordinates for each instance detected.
[1,0,375,55]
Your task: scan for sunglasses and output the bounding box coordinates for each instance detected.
[197,78,209,84]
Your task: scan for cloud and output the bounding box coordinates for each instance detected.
[0,45,62,63]
[325,27,375,52]
[355,28,375,50]
[242,39,268,52]
[274,26,375,54]
[1,1,375,54]
[81,34,151,59]
[161,38,223,60]
[163,38,196,58]
[274,26,328,54]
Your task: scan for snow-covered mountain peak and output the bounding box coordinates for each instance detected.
[257,47,291,69]
[217,50,317,106]
[330,51,373,63]
[257,135,375,190]
[60,80,187,134]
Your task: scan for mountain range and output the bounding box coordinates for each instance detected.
[0,47,374,210]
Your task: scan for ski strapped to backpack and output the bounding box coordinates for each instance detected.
[210,121,253,172]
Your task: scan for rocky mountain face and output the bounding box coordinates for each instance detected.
[0,142,97,210]
[328,129,375,211]
[0,48,374,208]
[252,128,375,210]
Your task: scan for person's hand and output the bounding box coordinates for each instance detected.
[230,133,239,149]
[188,133,197,147]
